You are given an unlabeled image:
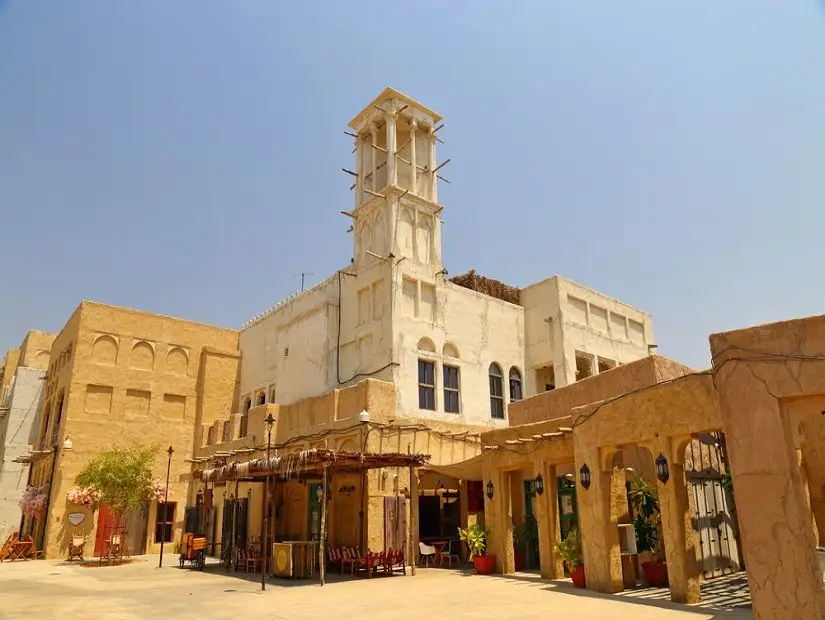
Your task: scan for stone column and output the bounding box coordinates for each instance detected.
[534,461,564,578]
[483,460,514,574]
[370,123,378,191]
[714,365,825,620]
[428,130,437,202]
[386,114,397,187]
[576,448,623,593]
[796,449,820,547]
[653,437,701,604]
[409,119,418,195]
[459,479,469,531]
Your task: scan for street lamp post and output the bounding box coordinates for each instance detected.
[261,414,275,591]
[158,445,174,568]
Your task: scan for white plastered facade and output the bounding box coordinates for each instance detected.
[236,88,654,427]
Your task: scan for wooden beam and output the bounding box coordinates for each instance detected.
[409,466,418,576]
[319,466,328,586]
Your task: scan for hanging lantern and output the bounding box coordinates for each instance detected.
[535,473,544,496]
[655,453,670,484]
[486,480,495,500]
[579,463,591,490]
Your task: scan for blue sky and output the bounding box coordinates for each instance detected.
[1,1,824,369]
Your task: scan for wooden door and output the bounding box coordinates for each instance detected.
[383,496,407,553]
[94,506,125,557]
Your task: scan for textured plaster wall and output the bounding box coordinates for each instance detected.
[710,315,825,620]
[0,366,46,538]
[521,277,655,389]
[29,301,239,559]
[17,330,56,370]
[238,260,394,409]
[508,355,695,426]
[393,272,523,427]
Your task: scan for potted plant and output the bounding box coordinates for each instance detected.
[629,477,668,587]
[554,526,585,588]
[459,523,495,574]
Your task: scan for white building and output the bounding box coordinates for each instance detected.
[0,331,53,539]
[237,88,655,427]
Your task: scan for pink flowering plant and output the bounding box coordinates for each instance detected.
[66,487,102,507]
[150,479,168,502]
[19,485,48,518]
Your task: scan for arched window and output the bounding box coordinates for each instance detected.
[255,391,266,406]
[509,367,523,401]
[222,421,231,442]
[489,363,504,419]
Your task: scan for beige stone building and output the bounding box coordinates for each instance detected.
[0,330,55,538]
[21,301,238,559]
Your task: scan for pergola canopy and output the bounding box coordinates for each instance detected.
[195,448,430,483]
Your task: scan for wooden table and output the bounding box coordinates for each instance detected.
[1,539,36,562]
[427,540,448,566]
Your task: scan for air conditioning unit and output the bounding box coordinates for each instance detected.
[618,523,638,556]
[272,542,293,577]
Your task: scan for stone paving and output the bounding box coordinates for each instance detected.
[0,557,753,620]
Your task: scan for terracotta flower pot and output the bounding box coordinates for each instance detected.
[641,561,669,587]
[473,554,496,575]
[570,564,586,588]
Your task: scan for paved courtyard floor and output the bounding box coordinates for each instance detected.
[0,558,753,620]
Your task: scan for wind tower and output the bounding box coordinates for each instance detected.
[344,88,448,271]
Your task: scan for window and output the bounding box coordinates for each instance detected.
[489,363,504,419]
[206,426,216,446]
[509,367,523,401]
[443,365,460,413]
[255,391,265,406]
[154,502,176,543]
[268,384,277,403]
[418,359,436,410]
[239,414,248,438]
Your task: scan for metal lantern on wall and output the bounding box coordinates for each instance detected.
[535,473,544,496]
[579,463,591,490]
[655,453,670,484]
[486,480,495,500]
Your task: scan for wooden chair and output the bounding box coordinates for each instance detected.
[244,541,265,573]
[340,546,360,575]
[67,533,85,562]
[386,548,406,575]
[0,532,19,562]
[439,540,461,568]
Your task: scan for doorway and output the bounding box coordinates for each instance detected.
[557,476,578,541]
[307,481,329,541]
[519,480,540,569]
